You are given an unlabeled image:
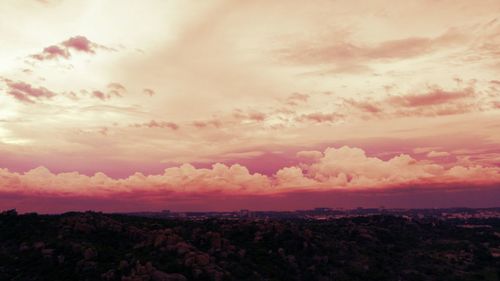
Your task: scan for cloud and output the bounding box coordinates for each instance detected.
[92,90,107,100]
[220,151,265,160]
[143,88,155,97]
[4,80,56,103]
[30,35,109,61]
[290,146,499,188]
[86,84,126,101]
[297,112,343,123]
[107,83,126,92]
[413,147,441,154]
[30,45,69,61]
[454,151,500,167]
[275,166,317,188]
[247,112,266,122]
[61,36,96,53]
[279,29,465,66]
[192,119,222,129]
[388,87,474,107]
[340,84,485,119]
[427,151,451,158]
[105,83,126,98]
[0,163,271,196]
[345,99,382,114]
[232,110,267,122]
[296,150,323,160]
[285,92,309,106]
[132,120,179,130]
[0,146,498,199]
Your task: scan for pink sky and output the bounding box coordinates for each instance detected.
[1,0,500,213]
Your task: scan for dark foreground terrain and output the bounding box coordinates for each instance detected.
[1,210,499,281]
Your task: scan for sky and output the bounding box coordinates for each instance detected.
[1,0,500,213]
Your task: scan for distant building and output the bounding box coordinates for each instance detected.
[314,207,332,212]
[239,209,253,218]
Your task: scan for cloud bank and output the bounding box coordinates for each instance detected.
[1,147,498,199]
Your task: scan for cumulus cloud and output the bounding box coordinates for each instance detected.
[92,90,107,100]
[4,80,56,103]
[0,163,271,196]
[302,147,432,187]
[61,36,97,53]
[275,166,317,188]
[287,146,499,189]
[30,35,109,61]
[0,146,498,197]
[31,45,69,61]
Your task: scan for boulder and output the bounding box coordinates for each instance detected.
[33,241,45,250]
[196,253,210,266]
[154,234,167,247]
[83,248,97,260]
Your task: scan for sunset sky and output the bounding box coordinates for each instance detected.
[1,0,500,213]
